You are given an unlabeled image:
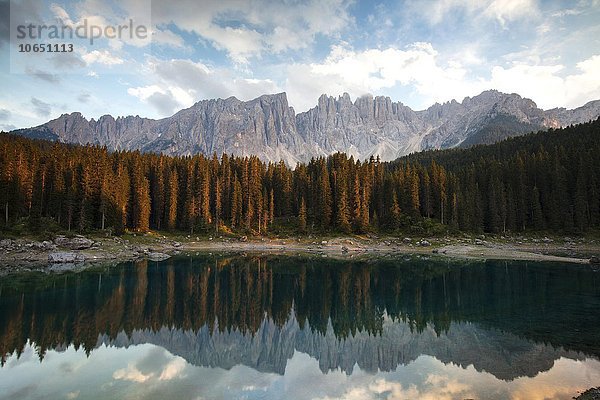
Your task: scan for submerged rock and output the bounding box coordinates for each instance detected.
[147,252,170,261]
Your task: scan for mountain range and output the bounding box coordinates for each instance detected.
[97,316,584,381]
[10,90,600,164]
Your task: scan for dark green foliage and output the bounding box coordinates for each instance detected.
[460,114,537,148]
[0,118,599,234]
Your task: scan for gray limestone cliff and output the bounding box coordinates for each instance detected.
[11,90,600,164]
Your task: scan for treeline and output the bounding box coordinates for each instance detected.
[0,118,599,235]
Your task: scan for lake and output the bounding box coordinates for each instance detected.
[0,254,599,400]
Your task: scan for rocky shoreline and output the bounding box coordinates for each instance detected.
[0,232,599,274]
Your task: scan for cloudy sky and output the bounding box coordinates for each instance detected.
[0,0,599,130]
[2,340,600,399]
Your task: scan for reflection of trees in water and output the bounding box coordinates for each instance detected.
[0,256,599,365]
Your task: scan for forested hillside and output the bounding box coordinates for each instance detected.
[1,118,599,235]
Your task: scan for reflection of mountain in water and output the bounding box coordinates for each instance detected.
[100,316,585,381]
[1,255,599,381]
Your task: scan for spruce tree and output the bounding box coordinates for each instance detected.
[389,190,401,231]
[336,185,351,233]
[298,196,307,233]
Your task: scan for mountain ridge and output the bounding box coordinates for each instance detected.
[10,90,600,164]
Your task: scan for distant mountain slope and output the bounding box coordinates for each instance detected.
[10,90,600,163]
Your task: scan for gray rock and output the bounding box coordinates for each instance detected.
[420,240,431,247]
[147,252,170,261]
[403,237,412,244]
[31,241,54,250]
[54,236,94,250]
[590,256,600,264]
[48,252,85,263]
[0,239,12,248]
[341,246,349,253]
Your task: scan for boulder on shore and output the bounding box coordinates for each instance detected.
[48,252,85,263]
[54,235,94,250]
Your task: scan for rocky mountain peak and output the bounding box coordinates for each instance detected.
[11,90,600,164]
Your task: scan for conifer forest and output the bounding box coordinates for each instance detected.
[1,119,599,236]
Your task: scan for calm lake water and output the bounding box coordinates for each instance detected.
[0,254,599,400]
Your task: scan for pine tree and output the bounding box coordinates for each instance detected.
[132,168,151,232]
[408,167,420,217]
[360,186,370,230]
[574,159,589,231]
[200,167,212,229]
[231,176,242,229]
[389,190,401,230]
[214,172,222,234]
[530,186,544,230]
[298,196,307,233]
[269,189,275,226]
[114,163,130,234]
[165,167,178,231]
[317,160,332,229]
[336,184,351,233]
[151,161,165,230]
[99,169,111,231]
[77,163,93,232]
[185,163,197,234]
[29,163,44,231]
[352,174,365,233]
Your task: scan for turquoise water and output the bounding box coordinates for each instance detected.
[0,254,599,399]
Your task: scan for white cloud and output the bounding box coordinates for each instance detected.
[284,42,600,112]
[31,97,52,117]
[82,50,124,66]
[113,364,151,383]
[50,0,151,48]
[124,38,599,117]
[490,55,600,109]
[158,358,186,380]
[490,64,565,106]
[415,0,540,26]
[285,43,485,111]
[483,0,540,26]
[152,28,187,48]
[151,0,352,63]
[127,58,281,116]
